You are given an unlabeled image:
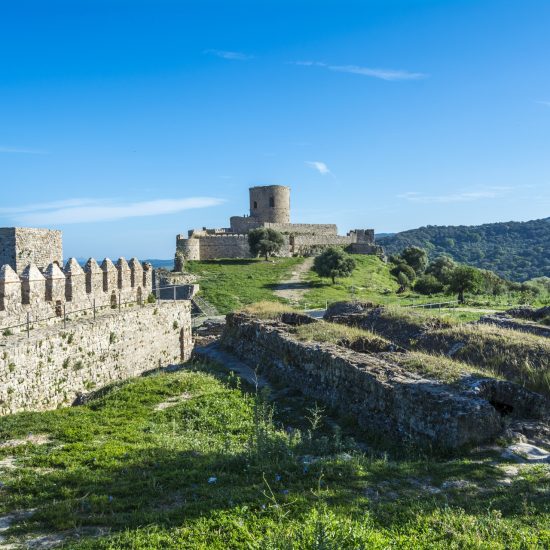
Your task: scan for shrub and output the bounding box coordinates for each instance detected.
[414,274,445,295]
[248,228,285,260]
[313,247,356,284]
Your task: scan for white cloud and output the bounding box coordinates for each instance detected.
[0,198,101,215]
[306,161,331,175]
[397,188,512,204]
[292,61,427,81]
[328,65,426,81]
[3,197,225,225]
[536,100,550,107]
[0,146,47,154]
[204,49,253,61]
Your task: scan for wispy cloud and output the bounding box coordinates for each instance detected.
[306,161,331,175]
[0,146,47,154]
[292,61,427,81]
[397,187,512,204]
[536,100,550,107]
[1,197,225,225]
[204,49,253,61]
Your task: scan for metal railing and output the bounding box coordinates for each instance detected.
[1,284,194,338]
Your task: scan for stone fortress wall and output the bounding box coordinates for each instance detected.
[0,227,63,275]
[176,185,384,261]
[0,227,194,415]
[0,302,193,415]
[0,255,153,331]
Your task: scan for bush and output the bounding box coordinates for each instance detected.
[147,293,156,304]
[248,228,285,260]
[313,247,356,284]
[414,274,445,295]
[390,262,416,282]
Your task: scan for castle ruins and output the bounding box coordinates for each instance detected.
[0,227,154,330]
[0,227,194,415]
[176,185,384,263]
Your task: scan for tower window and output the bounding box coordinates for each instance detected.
[269,196,275,207]
[253,201,258,209]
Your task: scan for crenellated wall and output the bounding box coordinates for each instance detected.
[0,257,153,330]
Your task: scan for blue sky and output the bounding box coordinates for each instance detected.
[1,0,549,259]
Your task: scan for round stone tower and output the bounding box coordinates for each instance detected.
[249,185,290,224]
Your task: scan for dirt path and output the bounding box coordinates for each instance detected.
[273,257,314,304]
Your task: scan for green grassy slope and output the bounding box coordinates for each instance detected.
[185,257,304,314]
[0,364,548,548]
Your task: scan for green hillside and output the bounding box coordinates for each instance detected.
[377,218,550,282]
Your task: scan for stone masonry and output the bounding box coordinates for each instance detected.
[0,227,63,275]
[0,302,193,415]
[176,185,384,261]
[220,313,548,449]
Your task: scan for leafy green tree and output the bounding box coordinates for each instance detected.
[426,255,455,284]
[397,271,412,293]
[401,246,429,274]
[248,228,285,260]
[390,262,416,283]
[313,247,356,284]
[448,266,482,303]
[414,274,444,295]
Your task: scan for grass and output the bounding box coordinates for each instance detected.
[422,323,550,396]
[292,320,393,353]
[289,319,496,385]
[185,257,304,314]
[330,305,550,396]
[183,255,546,323]
[0,362,548,548]
[240,301,296,319]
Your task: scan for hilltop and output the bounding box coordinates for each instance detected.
[377,217,550,282]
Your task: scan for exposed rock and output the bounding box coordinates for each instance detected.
[478,314,550,338]
[501,442,550,463]
[221,313,509,449]
[324,301,378,319]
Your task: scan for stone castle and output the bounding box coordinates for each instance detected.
[0,227,154,329]
[176,185,383,263]
[0,227,193,415]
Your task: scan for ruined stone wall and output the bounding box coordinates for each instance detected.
[221,313,506,449]
[0,302,193,415]
[264,223,339,235]
[290,234,354,256]
[0,228,63,274]
[0,258,153,330]
[197,235,256,259]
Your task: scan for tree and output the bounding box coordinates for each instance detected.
[397,271,412,293]
[313,247,356,284]
[390,262,416,283]
[414,274,444,295]
[426,255,455,284]
[448,266,482,303]
[401,246,429,274]
[248,228,285,260]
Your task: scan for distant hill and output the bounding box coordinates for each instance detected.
[377,217,550,282]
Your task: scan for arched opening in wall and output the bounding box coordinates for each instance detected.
[55,300,63,317]
[137,286,143,305]
[110,291,117,309]
[269,196,275,207]
[253,201,258,209]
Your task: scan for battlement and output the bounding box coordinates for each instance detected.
[175,185,383,262]
[0,257,153,330]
